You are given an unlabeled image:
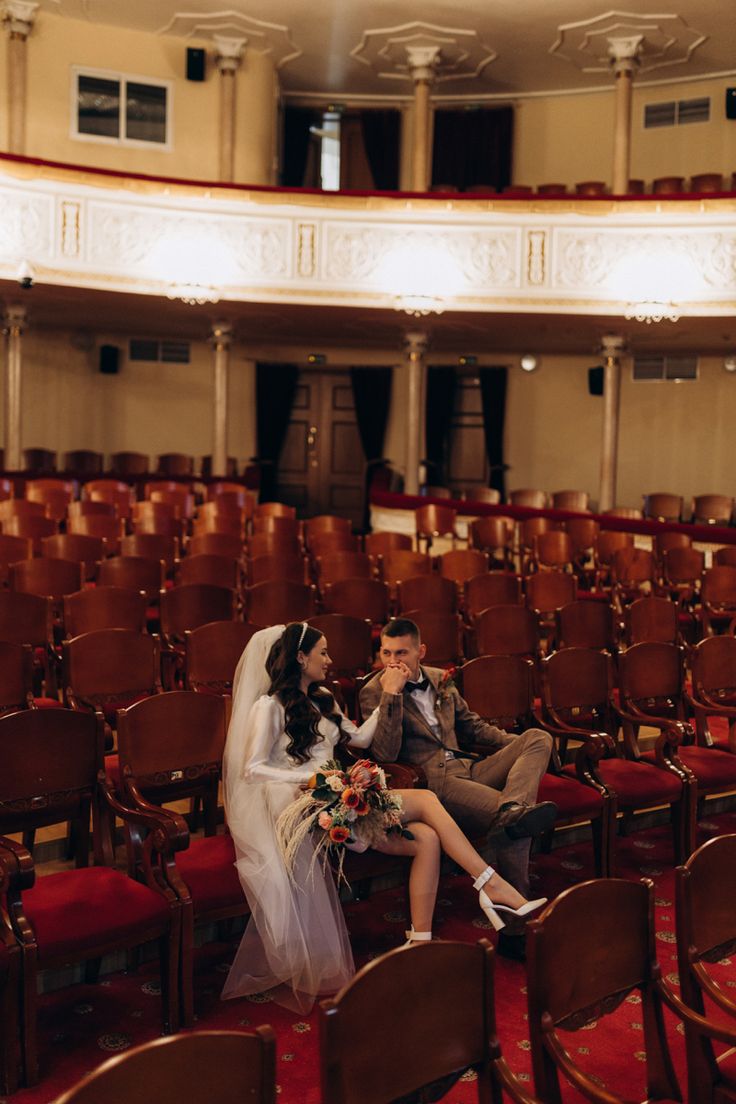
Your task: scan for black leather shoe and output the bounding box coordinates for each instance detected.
[501,801,558,840]
[497,932,526,963]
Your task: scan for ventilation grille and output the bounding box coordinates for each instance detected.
[644,97,710,129]
[633,355,698,381]
[129,338,190,364]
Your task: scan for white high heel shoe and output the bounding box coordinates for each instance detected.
[473,866,547,932]
[404,927,432,947]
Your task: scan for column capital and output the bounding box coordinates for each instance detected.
[3,1,38,38]
[214,35,246,73]
[406,44,440,83]
[600,333,626,358]
[3,303,27,334]
[210,319,234,349]
[403,329,429,357]
[607,34,642,74]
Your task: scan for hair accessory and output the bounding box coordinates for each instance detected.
[297,621,309,650]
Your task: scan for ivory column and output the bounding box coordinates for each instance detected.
[403,330,428,495]
[214,35,246,183]
[211,321,233,479]
[406,46,439,192]
[598,333,625,512]
[3,305,27,471]
[4,1,38,155]
[608,35,642,195]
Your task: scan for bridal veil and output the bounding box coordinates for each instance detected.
[221,625,354,1011]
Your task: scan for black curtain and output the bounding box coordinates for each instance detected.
[431,106,513,191]
[359,110,400,190]
[479,367,509,497]
[425,367,457,487]
[281,107,320,187]
[256,362,299,501]
[351,366,393,529]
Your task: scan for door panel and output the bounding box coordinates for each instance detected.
[447,376,490,492]
[275,370,365,523]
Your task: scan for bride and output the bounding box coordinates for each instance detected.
[221,621,546,1011]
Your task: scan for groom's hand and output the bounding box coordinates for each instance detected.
[380,662,410,695]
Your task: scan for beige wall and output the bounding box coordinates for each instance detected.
[8,332,735,509]
[19,11,275,184]
[512,76,736,189]
[5,330,257,469]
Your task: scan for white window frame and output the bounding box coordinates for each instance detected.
[70,66,173,152]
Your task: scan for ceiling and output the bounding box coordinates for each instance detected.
[37,0,736,98]
[6,280,735,358]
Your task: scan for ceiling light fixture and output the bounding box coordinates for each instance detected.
[166,282,220,306]
[624,300,680,324]
[394,293,445,318]
[519,353,538,372]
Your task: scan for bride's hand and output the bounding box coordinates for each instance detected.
[380,663,410,695]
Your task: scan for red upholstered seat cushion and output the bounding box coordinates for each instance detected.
[23,866,170,962]
[644,745,736,788]
[104,753,120,790]
[175,834,246,915]
[563,757,682,804]
[538,772,603,819]
[32,697,64,709]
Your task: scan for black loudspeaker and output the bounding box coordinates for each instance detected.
[588,366,604,396]
[186,47,206,82]
[99,345,120,375]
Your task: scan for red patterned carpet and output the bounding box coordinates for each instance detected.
[8,811,736,1104]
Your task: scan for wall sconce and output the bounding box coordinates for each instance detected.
[520,354,539,372]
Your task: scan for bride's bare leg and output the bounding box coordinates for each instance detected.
[372,822,440,933]
[396,789,528,911]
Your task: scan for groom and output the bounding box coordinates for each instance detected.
[359,617,555,956]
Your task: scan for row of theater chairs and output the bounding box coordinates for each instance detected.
[7,449,249,479]
[3,691,735,1099]
[11,838,736,1104]
[0,691,425,1088]
[420,488,736,525]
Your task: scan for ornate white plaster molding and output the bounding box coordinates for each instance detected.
[0,162,735,318]
[157,9,301,70]
[351,21,497,84]
[3,0,38,36]
[550,11,707,75]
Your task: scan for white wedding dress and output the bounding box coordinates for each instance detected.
[222,651,379,1011]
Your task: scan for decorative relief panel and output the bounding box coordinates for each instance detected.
[0,190,53,261]
[321,222,520,290]
[551,227,736,292]
[86,202,290,281]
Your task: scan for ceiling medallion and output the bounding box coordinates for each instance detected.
[157,9,302,70]
[550,10,707,74]
[351,21,496,84]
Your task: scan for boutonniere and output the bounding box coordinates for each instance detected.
[435,667,457,709]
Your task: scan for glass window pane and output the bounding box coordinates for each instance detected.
[77,75,120,138]
[125,82,167,144]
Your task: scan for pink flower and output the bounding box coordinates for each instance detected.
[318,811,333,830]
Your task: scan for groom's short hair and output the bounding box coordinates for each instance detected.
[381,617,421,643]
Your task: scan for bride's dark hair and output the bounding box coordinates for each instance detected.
[266,622,346,764]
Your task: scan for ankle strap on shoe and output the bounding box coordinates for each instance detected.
[404,929,432,942]
[473,865,495,892]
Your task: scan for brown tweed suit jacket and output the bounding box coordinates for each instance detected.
[359,666,513,797]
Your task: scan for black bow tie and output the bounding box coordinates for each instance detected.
[406,678,430,694]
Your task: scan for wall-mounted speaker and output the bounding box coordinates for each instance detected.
[99,344,120,375]
[187,47,206,82]
[588,366,604,396]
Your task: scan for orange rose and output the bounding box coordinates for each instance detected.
[329,826,350,844]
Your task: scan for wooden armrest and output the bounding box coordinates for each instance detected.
[0,834,35,891]
[656,977,736,1047]
[491,1055,543,1104]
[686,690,736,718]
[98,774,189,854]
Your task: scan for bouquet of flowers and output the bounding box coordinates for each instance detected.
[276,757,412,882]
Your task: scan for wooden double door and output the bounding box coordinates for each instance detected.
[275,370,365,525]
